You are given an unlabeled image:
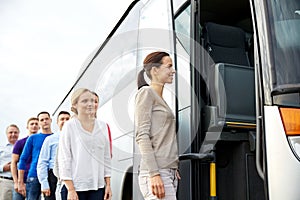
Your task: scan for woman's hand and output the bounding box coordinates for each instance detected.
[104,185,112,200]
[150,175,165,198]
[64,180,78,200]
[176,170,181,180]
[67,189,78,200]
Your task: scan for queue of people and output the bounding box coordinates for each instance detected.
[0,90,112,200]
[0,51,180,200]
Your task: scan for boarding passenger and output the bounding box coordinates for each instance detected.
[11,117,39,200]
[18,111,53,200]
[135,51,180,200]
[37,111,70,200]
[58,88,112,200]
[53,92,110,200]
[0,124,20,200]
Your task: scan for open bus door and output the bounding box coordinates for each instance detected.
[174,0,265,199]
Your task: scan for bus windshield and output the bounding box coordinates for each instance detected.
[267,0,300,93]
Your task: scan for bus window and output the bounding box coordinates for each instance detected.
[267,0,300,89]
[175,4,191,54]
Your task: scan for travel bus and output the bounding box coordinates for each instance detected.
[54,0,300,199]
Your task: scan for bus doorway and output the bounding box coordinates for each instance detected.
[174,0,264,199]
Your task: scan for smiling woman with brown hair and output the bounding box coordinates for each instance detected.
[135,51,180,200]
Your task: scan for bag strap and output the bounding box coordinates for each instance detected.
[106,124,112,158]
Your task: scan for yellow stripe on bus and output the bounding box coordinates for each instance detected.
[226,121,256,129]
[210,162,217,197]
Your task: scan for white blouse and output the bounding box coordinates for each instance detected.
[58,118,111,191]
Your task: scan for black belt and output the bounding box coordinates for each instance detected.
[0,176,13,180]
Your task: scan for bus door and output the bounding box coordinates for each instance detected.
[174,0,265,199]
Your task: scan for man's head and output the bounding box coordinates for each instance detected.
[37,111,52,133]
[6,124,20,145]
[26,117,39,135]
[57,111,70,131]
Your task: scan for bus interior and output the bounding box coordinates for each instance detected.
[176,0,264,199]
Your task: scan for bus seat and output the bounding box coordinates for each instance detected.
[204,22,250,66]
[203,22,256,129]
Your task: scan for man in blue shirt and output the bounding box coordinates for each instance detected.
[18,112,53,200]
[37,111,70,200]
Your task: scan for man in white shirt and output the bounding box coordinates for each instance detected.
[0,124,20,200]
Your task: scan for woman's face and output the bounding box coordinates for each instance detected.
[75,91,95,116]
[153,56,176,84]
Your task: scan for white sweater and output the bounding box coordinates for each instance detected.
[58,118,111,191]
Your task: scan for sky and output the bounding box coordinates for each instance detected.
[0,0,133,145]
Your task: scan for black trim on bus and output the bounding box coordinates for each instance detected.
[52,0,140,116]
[174,0,190,19]
[191,1,208,200]
[170,0,179,135]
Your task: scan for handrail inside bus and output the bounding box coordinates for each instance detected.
[52,0,140,116]
[179,152,215,162]
[272,84,300,96]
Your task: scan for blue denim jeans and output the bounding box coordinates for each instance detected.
[12,190,25,200]
[61,185,104,200]
[26,177,41,200]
